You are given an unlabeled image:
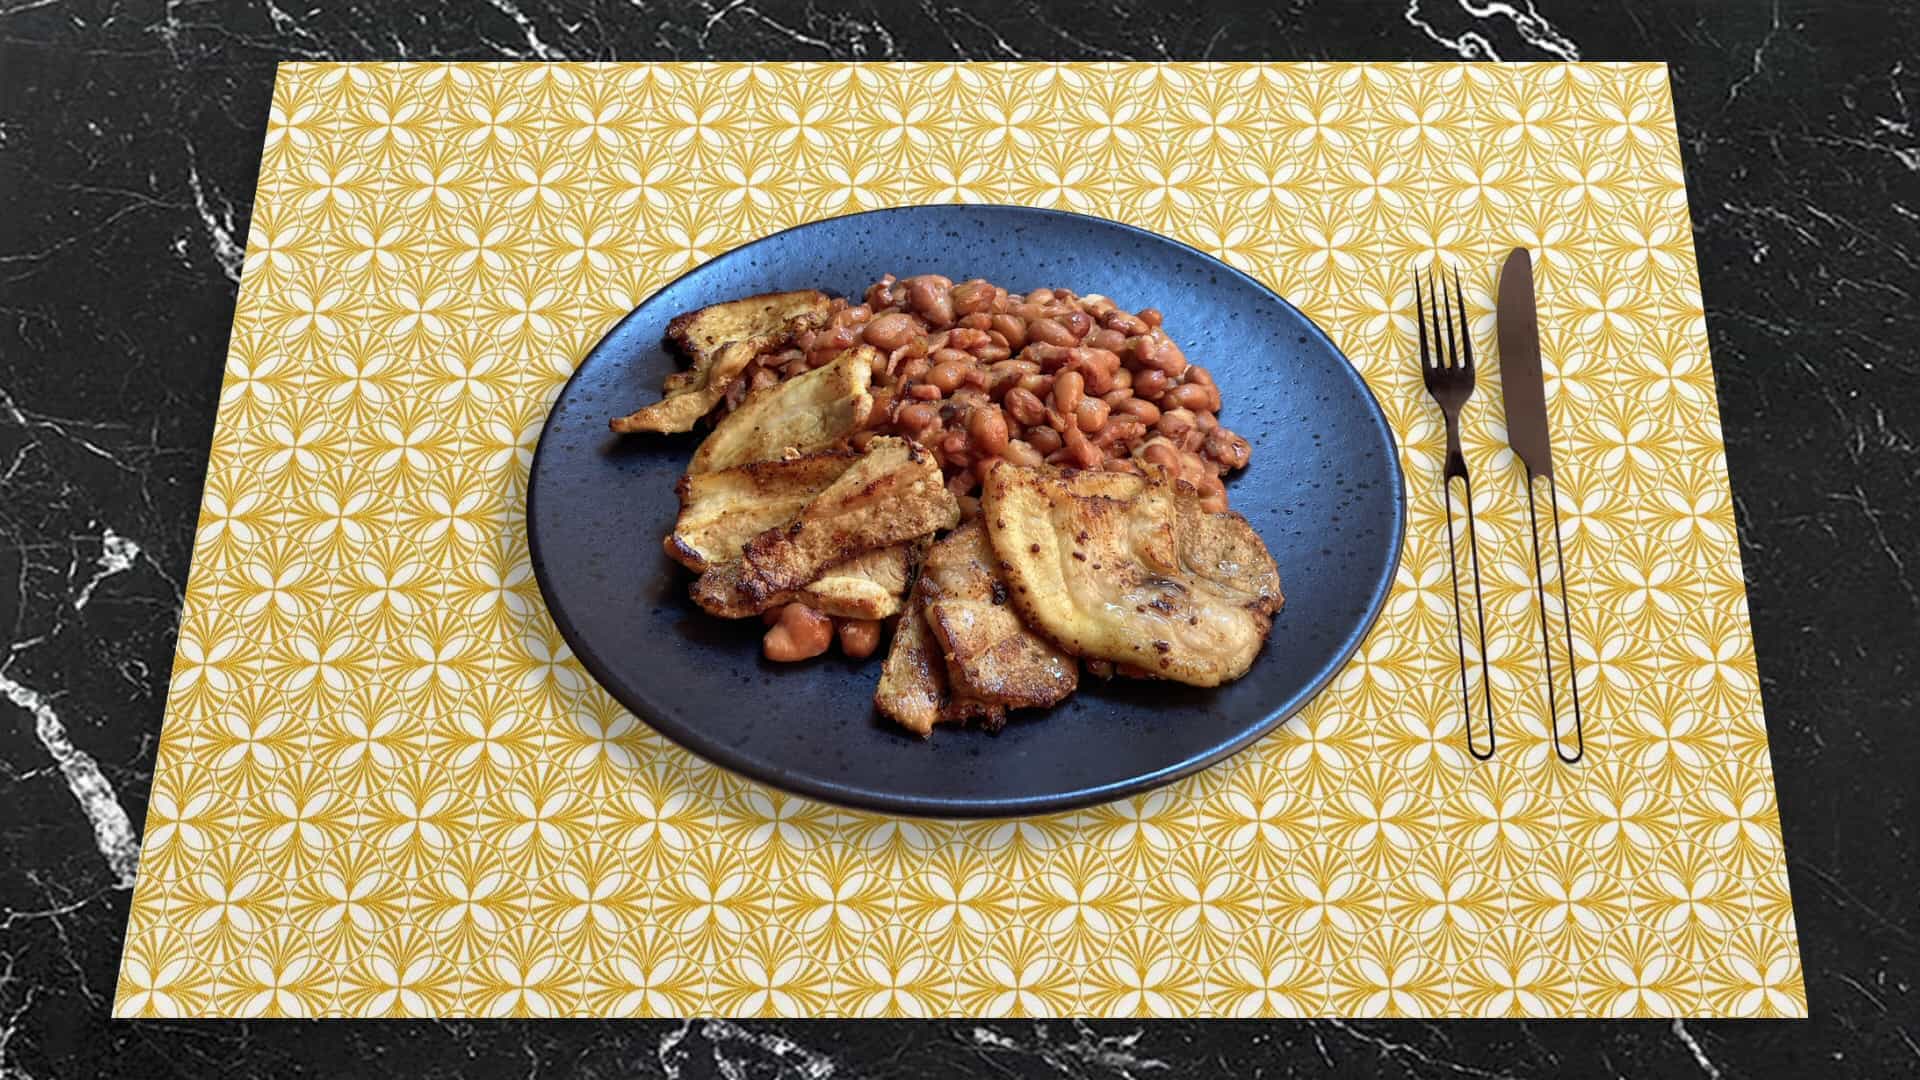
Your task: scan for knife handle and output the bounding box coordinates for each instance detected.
[1442,472,1496,760]
[1523,471,1585,764]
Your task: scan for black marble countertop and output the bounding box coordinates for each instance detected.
[2,1,1914,1077]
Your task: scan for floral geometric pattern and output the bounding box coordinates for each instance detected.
[115,62,1801,1018]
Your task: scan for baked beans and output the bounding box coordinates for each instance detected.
[720,275,1254,505]
[1003,439,1045,468]
[1096,417,1147,449]
[836,618,882,659]
[763,602,833,662]
[1004,386,1047,427]
[928,359,969,393]
[968,404,1010,456]
[1133,368,1170,400]
[1052,368,1085,415]
[1167,381,1213,413]
[1074,397,1109,434]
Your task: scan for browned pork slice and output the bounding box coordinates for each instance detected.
[665,449,862,573]
[919,521,1077,719]
[874,577,949,737]
[687,346,875,474]
[982,464,1282,687]
[610,290,830,434]
[691,436,958,618]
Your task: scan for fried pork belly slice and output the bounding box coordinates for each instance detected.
[1055,467,1149,500]
[939,685,1007,731]
[698,541,916,620]
[665,449,863,573]
[688,346,876,474]
[873,574,1011,736]
[982,464,1283,687]
[610,290,830,434]
[920,521,1077,713]
[666,290,829,376]
[691,436,959,618]
[874,578,949,737]
[789,541,915,620]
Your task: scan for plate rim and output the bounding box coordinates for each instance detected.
[528,203,1407,819]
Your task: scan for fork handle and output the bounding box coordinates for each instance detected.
[1443,468,1496,760]
[1443,409,1466,480]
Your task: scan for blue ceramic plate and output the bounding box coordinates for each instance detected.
[528,206,1404,818]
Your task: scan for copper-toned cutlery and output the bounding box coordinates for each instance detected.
[1416,266,1496,761]
[1496,248,1585,763]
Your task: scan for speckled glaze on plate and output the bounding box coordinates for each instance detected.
[528,205,1404,818]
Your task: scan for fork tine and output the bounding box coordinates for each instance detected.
[1425,268,1442,369]
[1415,268,1431,369]
[1453,269,1474,372]
[1439,268,1457,369]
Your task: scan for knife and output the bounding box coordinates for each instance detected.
[1496,249,1552,480]
[1495,248,1584,763]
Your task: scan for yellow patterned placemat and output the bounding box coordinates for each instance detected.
[115,62,1801,1018]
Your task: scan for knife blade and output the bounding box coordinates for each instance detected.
[1496,247,1553,480]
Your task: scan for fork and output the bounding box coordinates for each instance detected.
[1416,266,1496,761]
